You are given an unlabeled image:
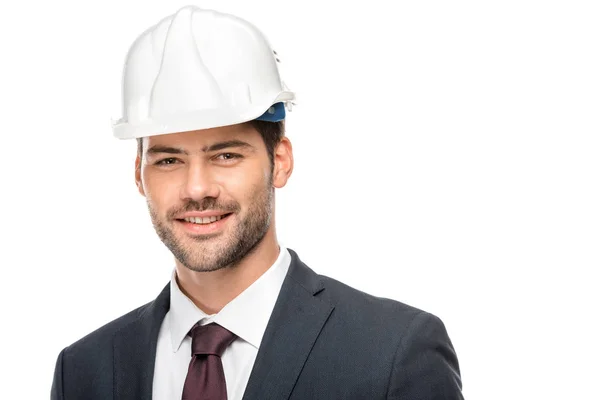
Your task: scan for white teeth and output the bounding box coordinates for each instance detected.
[183,215,224,225]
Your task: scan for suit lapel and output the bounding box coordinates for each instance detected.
[113,283,170,400]
[242,249,335,400]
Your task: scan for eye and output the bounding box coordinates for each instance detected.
[155,158,180,165]
[215,153,242,161]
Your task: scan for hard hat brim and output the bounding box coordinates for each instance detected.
[112,93,294,140]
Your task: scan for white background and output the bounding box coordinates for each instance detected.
[0,1,598,399]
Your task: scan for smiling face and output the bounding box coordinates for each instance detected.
[135,122,292,273]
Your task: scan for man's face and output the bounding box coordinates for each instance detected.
[135,123,278,273]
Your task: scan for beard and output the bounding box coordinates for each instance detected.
[147,176,274,272]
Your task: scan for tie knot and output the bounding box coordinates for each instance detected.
[189,322,237,357]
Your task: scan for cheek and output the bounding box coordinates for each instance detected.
[216,163,268,199]
[143,171,180,207]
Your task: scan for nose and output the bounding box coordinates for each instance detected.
[180,161,221,201]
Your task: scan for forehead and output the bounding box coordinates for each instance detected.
[142,122,261,149]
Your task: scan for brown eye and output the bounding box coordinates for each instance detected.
[156,158,179,165]
[216,153,242,161]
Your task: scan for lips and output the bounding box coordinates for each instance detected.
[175,213,233,234]
[181,213,232,225]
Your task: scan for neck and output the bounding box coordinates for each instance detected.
[174,229,280,315]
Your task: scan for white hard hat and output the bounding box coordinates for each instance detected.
[112,5,295,140]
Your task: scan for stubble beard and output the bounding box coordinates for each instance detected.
[147,177,274,273]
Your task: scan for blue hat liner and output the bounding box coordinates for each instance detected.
[256,102,286,122]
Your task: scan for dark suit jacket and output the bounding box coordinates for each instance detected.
[51,249,463,399]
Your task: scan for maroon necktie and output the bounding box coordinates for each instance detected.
[182,322,238,400]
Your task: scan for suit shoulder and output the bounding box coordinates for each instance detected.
[286,249,436,324]
[62,299,153,354]
[317,273,430,322]
[308,272,456,362]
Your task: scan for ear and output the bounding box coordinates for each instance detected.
[272,137,294,189]
[135,155,146,197]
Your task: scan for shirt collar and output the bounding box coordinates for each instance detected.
[169,244,291,352]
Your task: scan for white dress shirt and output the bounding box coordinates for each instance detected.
[152,245,291,400]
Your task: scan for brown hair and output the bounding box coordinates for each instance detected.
[136,120,285,171]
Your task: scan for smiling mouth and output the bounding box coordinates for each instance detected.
[177,213,233,225]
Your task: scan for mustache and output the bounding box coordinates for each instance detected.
[167,198,240,219]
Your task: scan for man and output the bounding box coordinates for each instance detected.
[51,5,463,400]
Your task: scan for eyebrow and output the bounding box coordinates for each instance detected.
[146,140,255,156]
[204,140,255,153]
